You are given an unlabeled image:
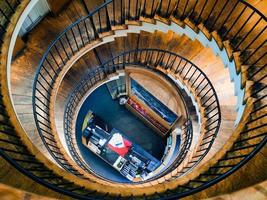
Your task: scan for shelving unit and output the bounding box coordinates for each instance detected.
[126,96,175,137]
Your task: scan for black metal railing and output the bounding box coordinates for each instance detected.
[63,49,219,183]
[63,60,193,184]
[0,0,263,199]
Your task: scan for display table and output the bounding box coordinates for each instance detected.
[82,112,161,182]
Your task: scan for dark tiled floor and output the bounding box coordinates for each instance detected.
[75,84,166,182]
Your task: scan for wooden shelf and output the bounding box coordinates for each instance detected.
[126,98,169,137]
[130,95,176,128]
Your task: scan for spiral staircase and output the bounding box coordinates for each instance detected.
[0,0,266,199]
